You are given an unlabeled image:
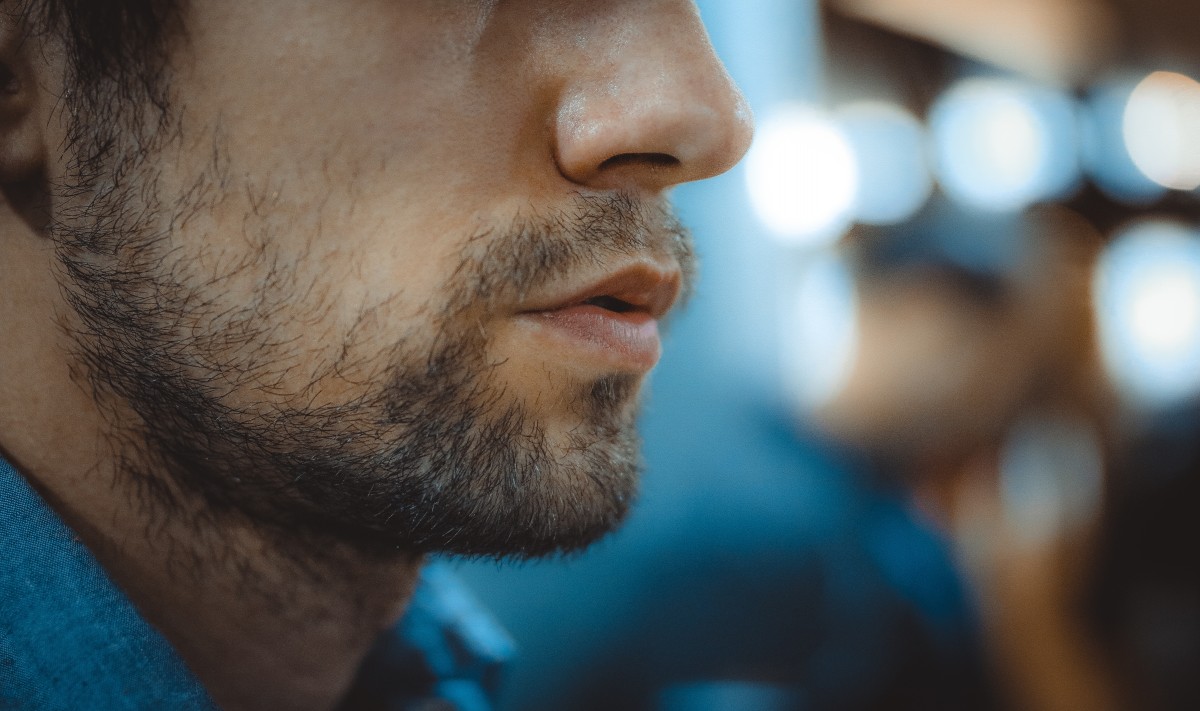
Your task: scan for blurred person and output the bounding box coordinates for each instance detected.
[0,1,752,709]
[810,206,1128,710]
[815,207,1102,472]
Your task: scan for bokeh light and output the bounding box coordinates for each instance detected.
[930,78,1079,212]
[782,250,859,412]
[1081,76,1168,204]
[837,102,933,225]
[1000,413,1105,549]
[1123,71,1200,191]
[1094,220,1200,407]
[745,106,859,248]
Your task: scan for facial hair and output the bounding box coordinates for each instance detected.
[53,148,696,560]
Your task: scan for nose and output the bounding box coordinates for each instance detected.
[552,1,754,193]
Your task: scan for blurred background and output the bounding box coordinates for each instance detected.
[452,1,1200,709]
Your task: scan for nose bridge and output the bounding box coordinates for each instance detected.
[552,0,753,191]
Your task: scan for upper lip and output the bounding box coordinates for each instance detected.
[520,262,683,320]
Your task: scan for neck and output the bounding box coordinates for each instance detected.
[22,441,423,711]
[0,241,423,711]
[25,446,425,711]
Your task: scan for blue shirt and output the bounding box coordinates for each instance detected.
[0,456,513,710]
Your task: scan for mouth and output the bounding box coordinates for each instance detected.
[580,295,640,314]
[522,263,682,318]
[517,264,683,372]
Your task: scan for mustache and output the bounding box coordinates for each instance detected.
[449,192,696,315]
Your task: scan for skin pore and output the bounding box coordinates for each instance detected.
[0,1,751,709]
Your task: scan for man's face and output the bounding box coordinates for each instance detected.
[51,0,751,558]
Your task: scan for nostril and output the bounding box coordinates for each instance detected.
[597,152,681,172]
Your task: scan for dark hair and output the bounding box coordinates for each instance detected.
[21,0,178,85]
[17,0,182,172]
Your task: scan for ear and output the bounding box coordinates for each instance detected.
[0,12,49,225]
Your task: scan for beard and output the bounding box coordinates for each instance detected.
[52,138,696,561]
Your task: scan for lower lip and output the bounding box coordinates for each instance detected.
[523,305,662,371]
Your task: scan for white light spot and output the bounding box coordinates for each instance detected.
[931,78,1079,212]
[745,106,858,249]
[1123,71,1200,190]
[1129,270,1200,356]
[1081,77,1167,204]
[1094,221,1200,407]
[837,102,932,225]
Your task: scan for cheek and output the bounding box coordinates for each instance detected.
[153,191,449,410]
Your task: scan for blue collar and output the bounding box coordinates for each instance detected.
[0,456,512,710]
